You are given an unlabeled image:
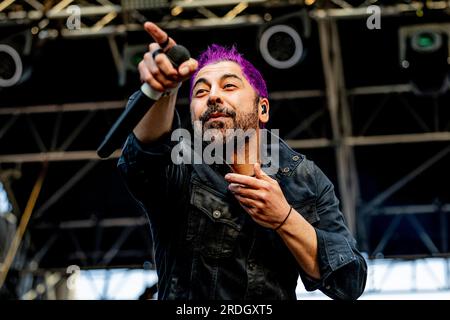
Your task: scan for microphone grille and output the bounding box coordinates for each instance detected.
[166,45,191,69]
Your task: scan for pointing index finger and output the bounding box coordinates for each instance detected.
[144,22,175,48]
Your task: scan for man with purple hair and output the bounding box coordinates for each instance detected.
[118,22,367,300]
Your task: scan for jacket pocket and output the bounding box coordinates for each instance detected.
[187,180,243,258]
[292,198,320,225]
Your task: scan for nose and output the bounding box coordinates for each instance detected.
[207,90,223,106]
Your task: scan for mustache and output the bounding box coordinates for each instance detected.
[199,103,236,123]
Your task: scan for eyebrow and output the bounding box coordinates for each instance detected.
[193,78,210,90]
[193,73,244,91]
[221,73,244,84]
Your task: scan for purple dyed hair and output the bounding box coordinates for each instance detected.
[189,44,268,101]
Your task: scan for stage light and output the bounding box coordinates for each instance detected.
[411,31,443,52]
[0,30,34,89]
[258,10,311,70]
[399,24,450,95]
[259,24,305,69]
[0,44,23,88]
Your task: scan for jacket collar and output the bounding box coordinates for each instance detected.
[261,129,304,180]
[191,130,304,192]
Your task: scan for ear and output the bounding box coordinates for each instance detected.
[258,97,270,124]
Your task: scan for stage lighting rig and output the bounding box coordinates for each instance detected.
[399,23,450,95]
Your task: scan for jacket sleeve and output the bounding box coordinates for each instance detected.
[298,162,367,300]
[116,92,188,219]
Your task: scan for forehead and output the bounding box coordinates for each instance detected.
[193,60,246,83]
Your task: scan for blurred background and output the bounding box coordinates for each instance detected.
[0,0,449,300]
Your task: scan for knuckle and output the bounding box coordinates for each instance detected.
[154,53,165,64]
[149,79,163,92]
[143,52,152,62]
[143,74,153,83]
[165,68,178,79]
[260,192,268,202]
[149,42,159,51]
[161,78,173,87]
[150,65,161,77]
[262,182,271,191]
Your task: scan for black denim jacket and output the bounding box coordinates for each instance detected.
[118,98,367,300]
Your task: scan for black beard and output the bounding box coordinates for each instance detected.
[199,103,236,124]
[199,102,258,133]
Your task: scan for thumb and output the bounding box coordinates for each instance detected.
[179,58,198,77]
[254,163,270,180]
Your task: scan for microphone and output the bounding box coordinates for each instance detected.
[97,45,191,159]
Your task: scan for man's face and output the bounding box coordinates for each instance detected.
[190,61,260,143]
